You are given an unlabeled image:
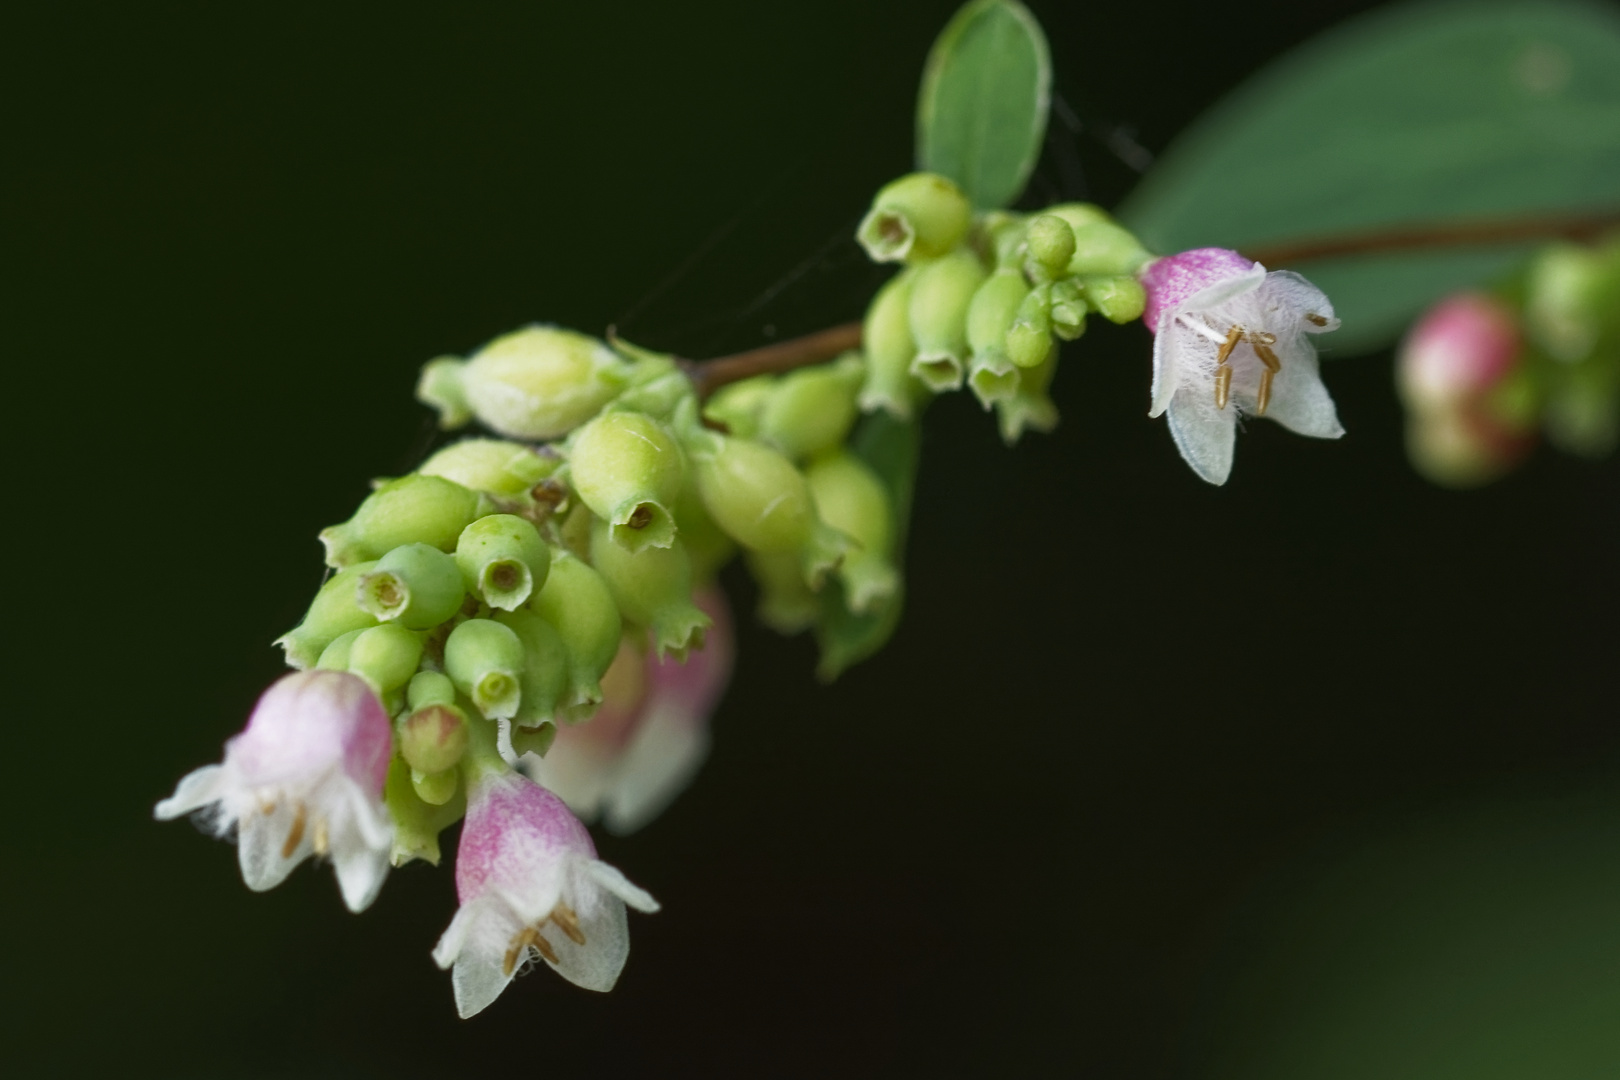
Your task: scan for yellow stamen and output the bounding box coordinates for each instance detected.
[1215,365,1232,410]
[312,818,330,856]
[1214,325,1243,366]
[550,904,586,946]
[1257,369,1274,415]
[281,804,307,859]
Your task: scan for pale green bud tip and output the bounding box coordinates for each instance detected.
[1025,214,1077,277]
[802,522,855,590]
[969,352,1020,408]
[911,352,965,391]
[460,325,629,441]
[407,670,457,710]
[456,514,550,610]
[444,618,525,720]
[348,623,425,695]
[412,768,459,806]
[1084,275,1146,324]
[858,172,971,264]
[650,605,711,662]
[1048,280,1089,341]
[509,721,556,759]
[417,356,472,429]
[419,439,555,497]
[357,543,465,629]
[1066,222,1152,277]
[842,558,900,616]
[400,703,469,775]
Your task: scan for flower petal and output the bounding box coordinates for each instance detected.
[1166,389,1237,485]
[544,885,631,993]
[153,764,227,822]
[1262,350,1345,440]
[332,839,389,914]
[601,704,711,836]
[586,860,661,914]
[452,951,516,1019]
[236,805,307,893]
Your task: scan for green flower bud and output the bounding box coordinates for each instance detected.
[1064,222,1151,277]
[758,353,864,461]
[856,172,972,264]
[982,211,1028,270]
[356,542,465,629]
[320,474,486,569]
[347,622,424,696]
[674,480,736,583]
[1025,214,1077,281]
[1048,279,1089,341]
[399,702,469,776]
[1042,202,1112,233]
[1081,275,1146,324]
[417,438,555,497]
[421,325,629,440]
[746,549,819,633]
[907,249,988,391]
[385,755,465,866]
[611,349,695,419]
[589,518,711,660]
[530,550,622,711]
[568,411,683,553]
[693,435,816,553]
[995,345,1060,445]
[416,356,473,429]
[806,452,897,615]
[443,618,525,720]
[858,267,923,420]
[1008,284,1057,368]
[316,628,365,671]
[966,268,1031,408]
[455,514,550,611]
[407,670,457,710]
[703,374,775,439]
[412,768,459,806]
[1545,358,1619,457]
[275,561,380,669]
[1526,240,1620,361]
[493,609,570,727]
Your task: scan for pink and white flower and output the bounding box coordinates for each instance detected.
[529,584,734,834]
[1141,247,1344,484]
[1397,292,1522,411]
[155,670,394,913]
[432,770,659,1017]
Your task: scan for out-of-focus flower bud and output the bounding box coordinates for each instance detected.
[1545,360,1619,457]
[1405,406,1534,488]
[995,344,1060,445]
[320,474,487,569]
[1398,293,1522,411]
[1024,213,1077,281]
[418,439,555,497]
[806,452,897,615]
[1525,240,1620,362]
[1007,284,1056,368]
[530,550,623,716]
[966,268,1030,408]
[984,211,1027,270]
[673,482,735,584]
[1081,274,1146,324]
[455,514,551,611]
[692,435,816,554]
[1047,279,1089,340]
[856,172,972,264]
[907,249,988,390]
[858,267,923,419]
[757,353,864,461]
[357,542,466,629]
[276,561,380,670]
[1065,221,1152,277]
[589,519,711,660]
[1042,202,1112,233]
[418,326,630,440]
[745,549,820,633]
[702,375,774,439]
[384,754,465,867]
[444,618,525,720]
[567,411,683,553]
[493,608,569,732]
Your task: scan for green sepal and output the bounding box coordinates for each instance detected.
[416,356,472,430]
[589,518,711,660]
[995,344,1060,445]
[275,561,380,670]
[384,755,466,867]
[398,702,469,775]
[411,767,459,807]
[746,549,821,634]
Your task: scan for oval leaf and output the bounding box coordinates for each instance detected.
[1118,0,1620,354]
[916,0,1051,211]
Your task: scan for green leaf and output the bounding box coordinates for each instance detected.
[916,0,1051,211]
[814,409,920,681]
[1117,0,1620,354]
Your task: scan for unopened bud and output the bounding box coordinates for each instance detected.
[1024,214,1077,280]
[568,411,682,552]
[758,353,864,460]
[1405,407,1532,488]
[320,474,487,569]
[674,481,736,583]
[694,435,816,553]
[1065,222,1151,277]
[455,514,551,611]
[412,768,459,806]
[1048,279,1089,340]
[384,756,465,866]
[443,618,525,720]
[1398,293,1522,411]
[1043,202,1112,233]
[908,249,988,391]
[422,325,629,440]
[590,519,711,660]
[275,561,380,669]
[858,267,923,420]
[493,609,569,727]
[346,623,424,697]
[357,542,465,629]
[530,551,623,711]
[1525,240,1619,361]
[856,172,972,264]
[703,375,774,439]
[984,211,1027,270]
[1545,361,1619,457]
[746,549,820,633]
[399,703,469,775]
[806,452,898,615]
[417,356,473,429]
[316,628,365,671]
[418,438,555,497]
[995,346,1060,445]
[1080,275,1145,324]
[1007,285,1056,368]
[407,670,457,711]
[966,268,1031,407]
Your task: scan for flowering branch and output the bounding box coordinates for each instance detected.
[680,322,864,398]
[1243,209,1620,267]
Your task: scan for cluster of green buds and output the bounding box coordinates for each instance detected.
[856,171,1151,442]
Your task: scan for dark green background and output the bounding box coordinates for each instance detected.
[6,1,1617,1076]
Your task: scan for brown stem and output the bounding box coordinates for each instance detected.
[680,321,863,398]
[1244,209,1620,267]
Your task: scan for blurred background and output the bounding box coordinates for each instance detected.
[6,0,1617,1076]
